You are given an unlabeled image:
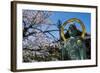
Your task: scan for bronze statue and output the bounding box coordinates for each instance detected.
[60,18,89,60]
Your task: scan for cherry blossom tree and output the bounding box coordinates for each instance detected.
[22,10,61,62]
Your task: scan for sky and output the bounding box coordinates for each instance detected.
[49,11,91,33]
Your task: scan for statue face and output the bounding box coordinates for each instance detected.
[68,24,78,37]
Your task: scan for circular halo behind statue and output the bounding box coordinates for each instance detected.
[61,18,86,42]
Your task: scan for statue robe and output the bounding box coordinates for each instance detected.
[61,37,87,60]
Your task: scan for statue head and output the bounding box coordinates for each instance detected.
[68,24,78,37]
